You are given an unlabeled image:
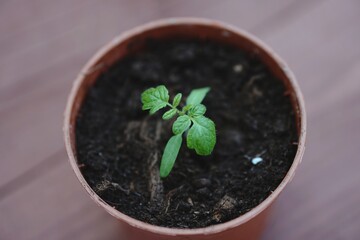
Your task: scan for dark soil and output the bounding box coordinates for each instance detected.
[75,39,298,228]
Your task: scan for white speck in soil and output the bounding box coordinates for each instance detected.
[251,157,263,165]
[233,64,243,73]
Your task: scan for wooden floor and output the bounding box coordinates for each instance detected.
[1,0,359,239]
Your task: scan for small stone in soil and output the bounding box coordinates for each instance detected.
[192,178,212,188]
[251,157,263,165]
[233,64,243,73]
[215,195,237,210]
[187,197,194,206]
[213,195,238,222]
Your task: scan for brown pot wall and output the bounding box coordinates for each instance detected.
[64,18,306,240]
[121,205,272,240]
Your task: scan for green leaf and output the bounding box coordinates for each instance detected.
[160,134,182,178]
[162,109,177,120]
[186,87,210,105]
[172,115,191,135]
[187,116,216,155]
[187,104,206,117]
[172,93,182,107]
[141,85,169,114]
[182,104,193,112]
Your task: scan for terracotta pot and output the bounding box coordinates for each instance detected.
[64,18,306,240]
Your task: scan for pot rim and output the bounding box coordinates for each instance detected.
[64,17,306,236]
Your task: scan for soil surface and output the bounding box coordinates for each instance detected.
[75,39,298,228]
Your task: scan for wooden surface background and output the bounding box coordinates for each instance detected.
[1,0,359,239]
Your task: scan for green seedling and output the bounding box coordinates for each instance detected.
[141,85,216,178]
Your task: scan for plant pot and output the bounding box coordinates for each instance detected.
[64,18,306,240]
